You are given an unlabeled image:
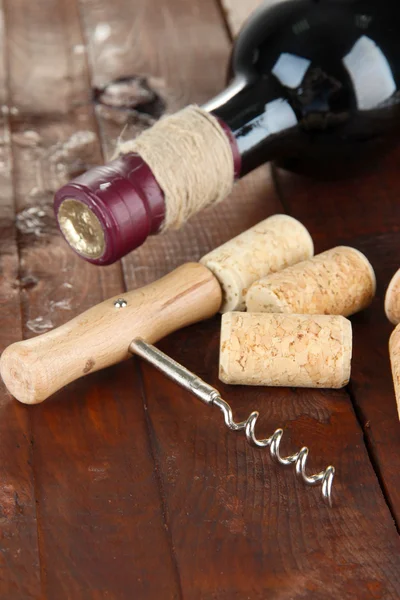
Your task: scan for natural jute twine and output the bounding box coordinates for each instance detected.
[114,105,235,231]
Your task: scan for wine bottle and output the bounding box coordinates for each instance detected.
[55,0,400,265]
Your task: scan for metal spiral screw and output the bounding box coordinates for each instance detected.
[213,396,335,506]
[130,339,335,507]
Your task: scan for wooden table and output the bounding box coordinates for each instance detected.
[1,0,400,598]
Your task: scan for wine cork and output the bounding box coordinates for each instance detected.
[385,268,400,325]
[219,312,352,388]
[389,325,400,420]
[200,214,314,313]
[246,246,375,317]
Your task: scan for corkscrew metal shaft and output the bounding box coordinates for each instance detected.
[130,338,335,507]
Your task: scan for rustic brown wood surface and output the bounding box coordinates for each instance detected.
[0,2,42,597]
[0,0,400,599]
[1,0,179,598]
[274,156,400,529]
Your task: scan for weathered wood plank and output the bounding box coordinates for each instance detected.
[0,1,42,597]
[81,0,400,597]
[144,323,400,598]
[273,159,400,525]
[225,0,400,522]
[80,0,280,286]
[4,0,180,597]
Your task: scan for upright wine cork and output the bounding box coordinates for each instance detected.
[219,312,352,388]
[389,325,400,420]
[385,268,400,325]
[200,214,313,312]
[246,246,376,316]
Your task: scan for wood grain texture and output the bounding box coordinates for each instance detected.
[80,0,400,598]
[274,157,400,528]
[0,2,42,597]
[79,0,281,288]
[3,0,180,597]
[0,0,400,597]
[229,0,400,529]
[144,324,400,599]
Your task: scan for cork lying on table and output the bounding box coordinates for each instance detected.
[389,325,400,420]
[246,246,376,316]
[385,268,400,325]
[219,312,352,388]
[200,214,314,313]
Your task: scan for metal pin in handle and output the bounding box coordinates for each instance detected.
[130,338,335,507]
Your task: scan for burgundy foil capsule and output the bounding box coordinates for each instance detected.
[54,155,166,265]
[54,118,241,265]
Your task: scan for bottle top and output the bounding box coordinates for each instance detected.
[54,118,241,265]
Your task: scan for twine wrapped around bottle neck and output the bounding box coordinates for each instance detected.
[114,105,235,231]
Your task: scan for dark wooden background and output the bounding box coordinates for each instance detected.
[1,0,400,598]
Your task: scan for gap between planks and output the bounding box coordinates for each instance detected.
[79,0,400,596]
[0,0,43,596]
[221,0,400,529]
[74,0,185,594]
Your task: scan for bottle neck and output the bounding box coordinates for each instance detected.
[214,117,243,179]
[210,77,298,176]
[54,110,243,266]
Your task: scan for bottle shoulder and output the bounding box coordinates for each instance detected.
[232,0,400,119]
[216,0,400,176]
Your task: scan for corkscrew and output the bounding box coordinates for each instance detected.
[131,338,335,507]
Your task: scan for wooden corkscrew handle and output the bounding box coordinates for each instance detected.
[0,263,221,405]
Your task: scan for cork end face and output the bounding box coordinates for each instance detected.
[339,246,377,298]
[245,282,286,313]
[201,214,314,314]
[0,347,43,405]
[385,268,400,325]
[201,259,244,313]
[276,214,315,259]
